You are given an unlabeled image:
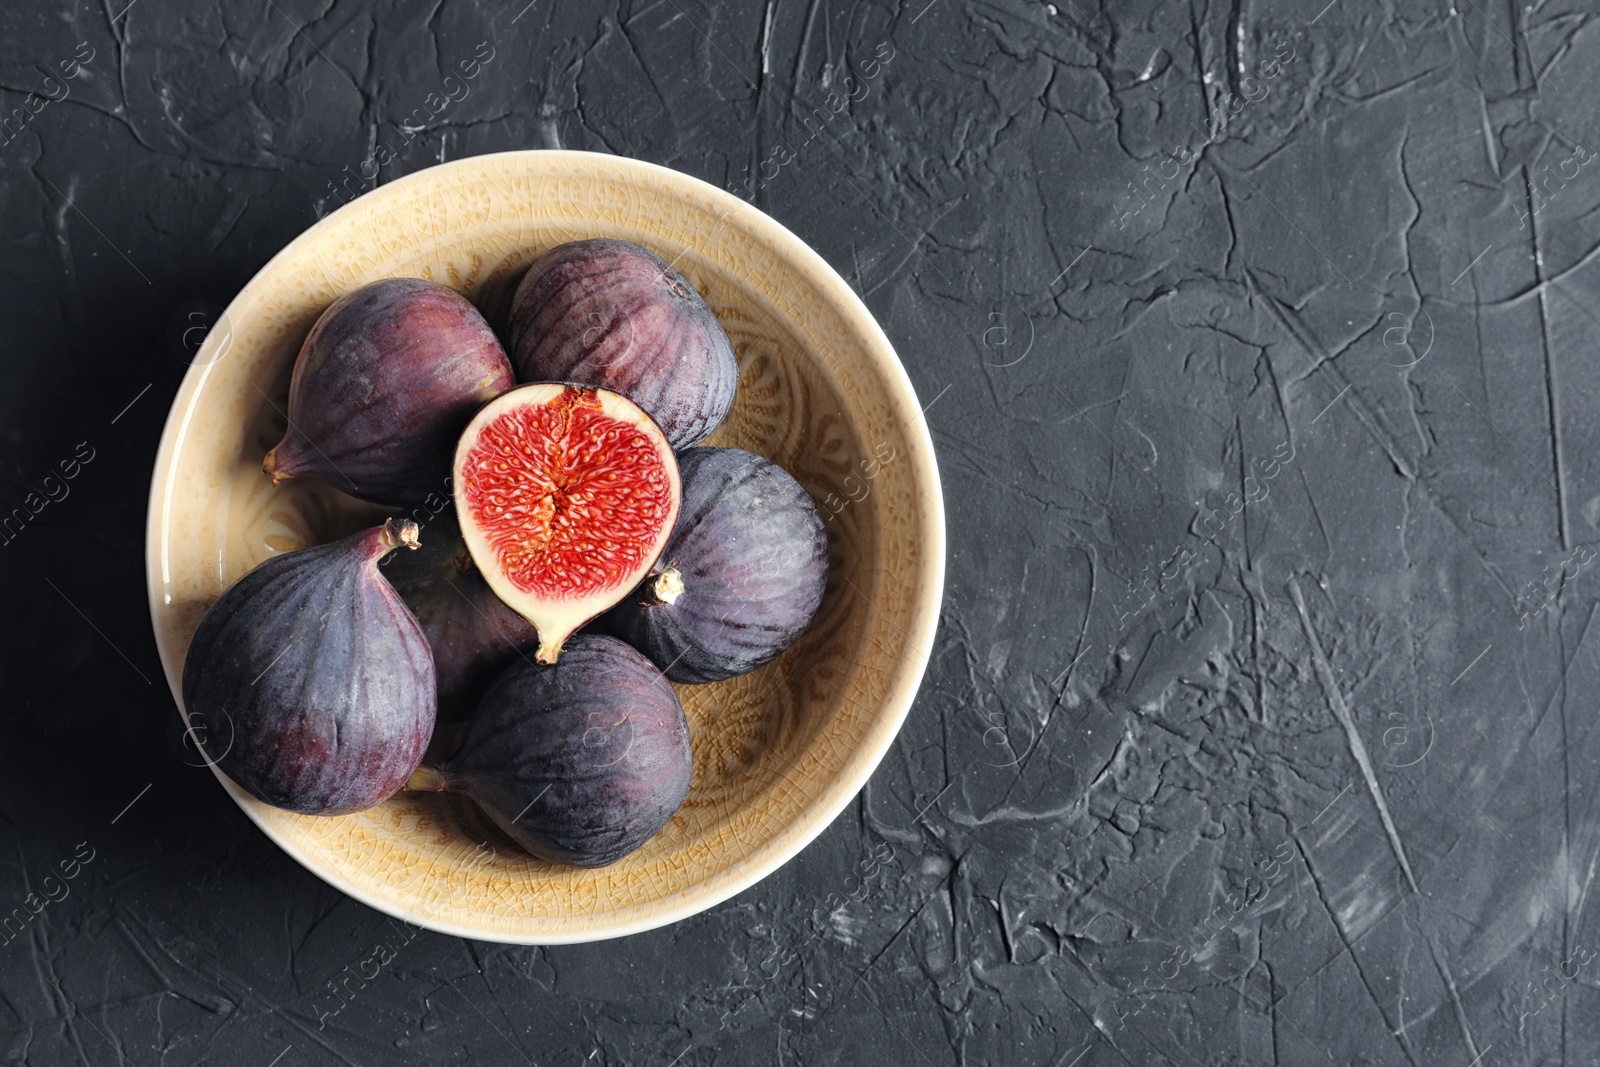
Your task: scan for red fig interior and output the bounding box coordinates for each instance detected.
[454,383,681,663]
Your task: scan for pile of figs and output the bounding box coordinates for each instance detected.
[182,239,829,868]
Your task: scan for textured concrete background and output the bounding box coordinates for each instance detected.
[1,0,1597,1063]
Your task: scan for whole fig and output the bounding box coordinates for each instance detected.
[380,511,539,721]
[181,518,437,815]
[264,278,515,506]
[410,635,691,867]
[506,239,738,450]
[600,447,827,683]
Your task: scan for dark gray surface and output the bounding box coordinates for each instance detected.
[0,0,1593,1063]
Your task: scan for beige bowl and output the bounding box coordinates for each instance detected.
[145,150,944,943]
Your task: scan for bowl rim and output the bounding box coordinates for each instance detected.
[144,149,946,943]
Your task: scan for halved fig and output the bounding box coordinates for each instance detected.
[453,383,681,664]
[506,239,738,449]
[181,518,436,815]
[264,278,515,506]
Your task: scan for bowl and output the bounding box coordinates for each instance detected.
[145,150,945,943]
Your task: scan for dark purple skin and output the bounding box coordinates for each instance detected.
[506,239,738,450]
[380,511,539,722]
[180,518,437,816]
[422,635,691,867]
[265,278,515,506]
[598,447,828,684]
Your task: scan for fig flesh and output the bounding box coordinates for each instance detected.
[264,278,515,506]
[410,635,691,867]
[600,447,827,683]
[380,511,539,721]
[453,383,681,664]
[507,239,738,450]
[181,518,436,815]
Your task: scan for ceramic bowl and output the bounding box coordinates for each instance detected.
[145,150,944,943]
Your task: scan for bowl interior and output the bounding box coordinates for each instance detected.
[146,151,942,943]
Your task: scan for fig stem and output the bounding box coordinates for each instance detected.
[535,634,563,664]
[381,517,422,553]
[262,447,288,486]
[405,765,448,792]
[649,568,685,606]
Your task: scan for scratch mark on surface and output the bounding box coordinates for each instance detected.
[110,383,153,424]
[759,0,776,74]
[1310,384,1351,425]
[1451,383,1557,490]
[44,577,152,684]
[1052,644,1095,686]
[44,975,127,1063]
[1231,171,1355,287]
[1289,580,1420,894]
[1526,166,1570,549]
[1422,930,1482,1063]
[1051,383,1164,495]
[263,0,360,92]
[659,0,758,87]
[1309,782,1351,825]
[1451,644,1492,685]
[1446,781,1566,900]
[39,176,152,285]
[1451,243,1492,286]
[1286,834,1419,1066]
[911,781,953,822]
[1049,245,1093,288]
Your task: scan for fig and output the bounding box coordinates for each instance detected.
[180,518,436,815]
[506,239,738,449]
[600,447,827,683]
[264,278,515,506]
[454,383,681,664]
[409,635,691,867]
[380,511,539,721]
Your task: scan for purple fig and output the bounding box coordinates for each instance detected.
[506,239,738,449]
[409,635,691,867]
[380,511,540,722]
[181,518,437,815]
[599,447,827,683]
[264,278,515,506]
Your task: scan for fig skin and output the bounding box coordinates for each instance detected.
[264,278,515,506]
[380,511,539,722]
[506,239,738,450]
[412,635,691,867]
[181,518,437,816]
[600,447,828,683]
